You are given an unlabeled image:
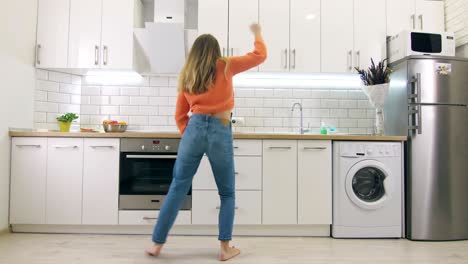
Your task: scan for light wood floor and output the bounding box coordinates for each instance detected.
[0,233,467,264]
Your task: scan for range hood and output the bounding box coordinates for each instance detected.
[134,0,197,74]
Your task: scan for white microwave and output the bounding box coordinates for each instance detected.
[387,31,456,63]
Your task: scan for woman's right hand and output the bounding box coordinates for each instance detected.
[250,23,262,37]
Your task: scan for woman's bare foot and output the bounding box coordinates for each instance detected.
[145,243,164,257]
[219,241,240,261]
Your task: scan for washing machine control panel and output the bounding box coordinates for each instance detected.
[340,143,401,157]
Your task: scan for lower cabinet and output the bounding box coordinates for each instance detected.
[192,190,262,225]
[118,210,192,225]
[46,138,84,225]
[82,139,120,225]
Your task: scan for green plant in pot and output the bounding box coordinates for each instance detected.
[56,113,79,132]
[355,58,392,135]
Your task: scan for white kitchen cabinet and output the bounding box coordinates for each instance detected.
[387,0,445,36]
[68,0,135,69]
[82,139,120,225]
[297,140,332,224]
[198,0,229,56]
[321,0,354,73]
[259,0,290,72]
[192,190,262,225]
[262,140,297,224]
[10,138,47,224]
[68,0,102,68]
[46,138,83,225]
[35,0,70,68]
[229,0,259,59]
[353,0,387,70]
[193,156,262,190]
[290,0,321,72]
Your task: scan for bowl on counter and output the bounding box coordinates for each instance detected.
[103,124,128,133]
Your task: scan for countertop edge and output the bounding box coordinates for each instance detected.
[9,131,407,141]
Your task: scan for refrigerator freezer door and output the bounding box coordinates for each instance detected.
[408,58,468,105]
[407,104,468,240]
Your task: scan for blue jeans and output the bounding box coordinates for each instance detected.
[152,114,235,243]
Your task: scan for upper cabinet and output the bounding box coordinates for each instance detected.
[35,0,70,68]
[387,0,445,36]
[37,0,138,71]
[198,0,229,56]
[259,0,321,72]
[228,0,259,58]
[322,0,386,73]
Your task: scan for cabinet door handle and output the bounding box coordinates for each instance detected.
[36,44,41,65]
[216,206,238,210]
[16,144,41,148]
[347,50,352,71]
[269,146,292,150]
[103,45,108,66]
[233,146,239,149]
[356,50,360,69]
[418,15,423,30]
[223,47,226,57]
[303,147,327,150]
[230,48,234,56]
[94,45,99,65]
[411,14,416,29]
[90,145,115,149]
[284,49,288,69]
[234,172,239,175]
[142,217,158,220]
[53,145,79,149]
[291,49,296,69]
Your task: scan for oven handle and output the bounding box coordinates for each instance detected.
[125,155,177,159]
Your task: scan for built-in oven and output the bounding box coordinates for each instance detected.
[119,138,191,210]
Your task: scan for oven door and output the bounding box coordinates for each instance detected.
[119,153,191,210]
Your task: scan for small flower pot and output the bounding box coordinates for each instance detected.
[58,121,72,132]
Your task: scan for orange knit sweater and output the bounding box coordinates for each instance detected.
[175,36,267,134]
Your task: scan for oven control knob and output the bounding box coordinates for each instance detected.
[165,145,171,151]
[141,145,145,151]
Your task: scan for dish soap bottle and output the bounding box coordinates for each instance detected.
[320,121,328,135]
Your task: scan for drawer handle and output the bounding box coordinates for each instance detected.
[233,146,239,149]
[269,147,292,150]
[234,172,239,175]
[303,147,327,150]
[216,206,238,210]
[16,144,41,148]
[53,145,78,149]
[90,145,115,149]
[143,217,158,220]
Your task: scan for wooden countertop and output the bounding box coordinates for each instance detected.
[9,131,407,141]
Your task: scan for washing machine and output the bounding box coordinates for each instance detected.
[332,141,403,238]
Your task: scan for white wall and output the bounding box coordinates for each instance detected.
[0,1,38,232]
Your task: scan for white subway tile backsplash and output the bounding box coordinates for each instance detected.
[349,128,367,134]
[59,104,80,114]
[149,116,168,125]
[81,105,100,115]
[130,96,149,105]
[321,99,340,108]
[304,118,321,128]
[167,97,177,106]
[150,76,169,87]
[37,80,59,92]
[90,96,109,105]
[302,99,321,108]
[235,89,255,97]
[169,77,178,87]
[121,86,140,96]
[159,87,177,96]
[81,96,90,105]
[348,90,367,99]
[245,98,264,107]
[89,115,110,125]
[72,75,82,85]
[367,109,375,118]
[139,106,158,115]
[81,86,101,96]
[245,117,264,127]
[358,100,372,108]
[48,92,70,103]
[100,105,120,115]
[310,90,330,99]
[339,119,358,128]
[255,89,274,97]
[358,119,374,128]
[129,116,149,125]
[110,96,129,105]
[120,106,140,115]
[236,108,255,117]
[263,98,282,107]
[34,112,46,123]
[59,84,81,95]
[149,97,169,106]
[274,89,293,98]
[102,86,121,96]
[254,108,273,117]
[70,95,81,105]
[159,106,175,116]
[307,109,330,118]
[274,108,290,118]
[36,69,48,80]
[293,89,312,98]
[48,71,72,83]
[46,113,60,123]
[140,87,159,96]
[109,116,129,123]
[329,90,348,99]
[349,109,367,118]
[35,90,48,101]
[330,109,348,118]
[263,118,283,127]
[339,100,358,109]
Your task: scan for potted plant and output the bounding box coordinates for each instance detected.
[56,113,79,132]
[355,59,391,135]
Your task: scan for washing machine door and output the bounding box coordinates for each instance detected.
[345,160,393,210]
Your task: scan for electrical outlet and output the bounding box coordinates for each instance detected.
[231,117,245,126]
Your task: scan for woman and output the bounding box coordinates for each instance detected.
[146,24,267,261]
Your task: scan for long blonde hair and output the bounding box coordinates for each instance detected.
[178,34,229,94]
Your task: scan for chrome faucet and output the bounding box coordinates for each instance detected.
[290,102,307,134]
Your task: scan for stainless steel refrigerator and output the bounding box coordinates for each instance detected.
[385,55,468,241]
